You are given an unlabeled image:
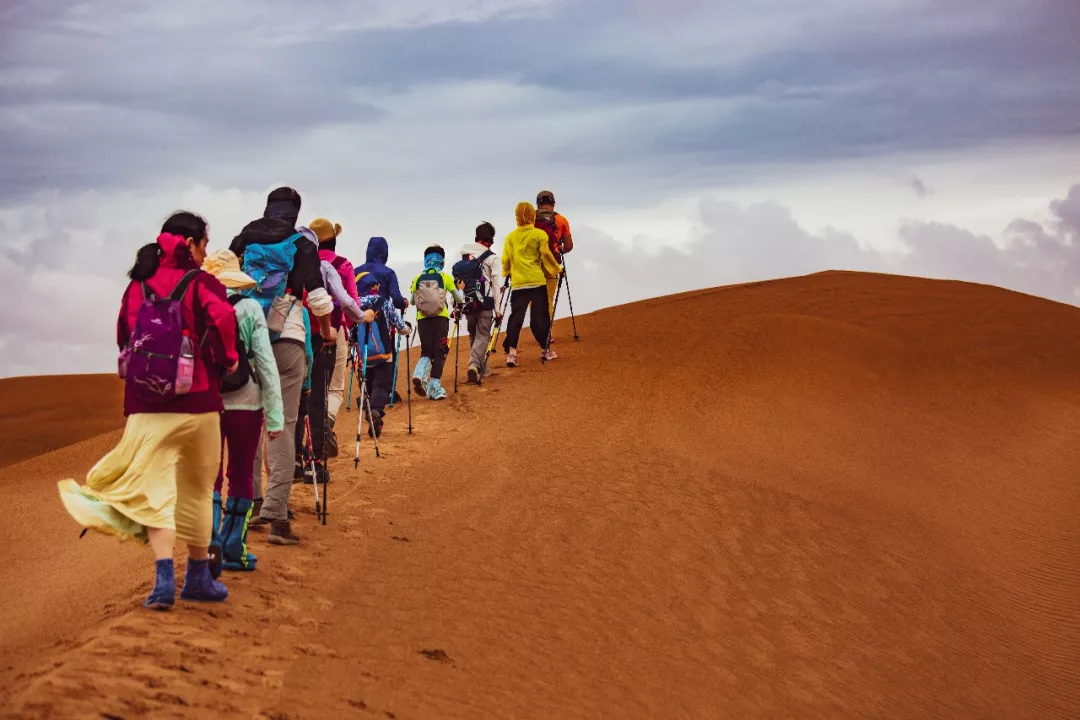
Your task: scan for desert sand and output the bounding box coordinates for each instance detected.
[1,271,1077,719]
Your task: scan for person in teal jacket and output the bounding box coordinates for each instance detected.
[202,250,284,573]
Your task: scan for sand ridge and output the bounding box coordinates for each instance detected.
[1,271,1078,718]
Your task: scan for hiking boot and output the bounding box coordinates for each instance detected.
[144,559,175,611]
[506,348,518,367]
[366,410,384,438]
[293,455,305,480]
[541,348,558,362]
[326,418,339,458]
[267,520,300,546]
[209,491,224,580]
[467,365,480,384]
[412,356,431,397]
[427,378,447,400]
[221,498,257,572]
[179,558,228,603]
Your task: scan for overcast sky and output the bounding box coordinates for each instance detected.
[1,0,1078,377]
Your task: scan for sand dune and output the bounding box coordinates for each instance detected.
[1,271,1078,719]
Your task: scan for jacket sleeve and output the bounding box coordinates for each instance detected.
[486,255,503,312]
[321,261,364,323]
[340,260,360,305]
[383,297,408,331]
[389,269,407,311]
[117,282,137,349]
[294,241,334,318]
[246,302,284,433]
[198,275,240,369]
[446,273,465,305]
[557,215,573,253]
[539,231,563,280]
[501,238,513,279]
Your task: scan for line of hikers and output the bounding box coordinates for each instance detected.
[56,187,575,610]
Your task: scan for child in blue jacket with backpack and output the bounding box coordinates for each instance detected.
[355,273,412,436]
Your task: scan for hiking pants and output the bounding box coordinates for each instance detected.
[505,286,550,351]
[306,337,336,462]
[363,361,393,417]
[326,325,349,422]
[418,316,450,380]
[467,310,495,372]
[215,409,263,501]
[258,341,307,523]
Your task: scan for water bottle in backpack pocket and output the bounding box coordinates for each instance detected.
[119,270,201,404]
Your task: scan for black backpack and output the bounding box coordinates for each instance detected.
[452,250,494,315]
[221,294,258,393]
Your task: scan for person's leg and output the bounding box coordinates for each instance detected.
[529,285,552,351]
[468,311,493,375]
[261,343,306,543]
[308,339,334,464]
[173,412,228,602]
[327,325,348,422]
[412,318,434,396]
[505,288,529,362]
[221,410,262,571]
[368,362,392,415]
[429,316,450,380]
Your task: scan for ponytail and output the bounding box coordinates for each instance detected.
[128,243,162,282]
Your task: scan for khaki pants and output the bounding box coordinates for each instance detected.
[256,342,307,522]
[327,325,349,422]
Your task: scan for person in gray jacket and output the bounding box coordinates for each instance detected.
[458,222,504,383]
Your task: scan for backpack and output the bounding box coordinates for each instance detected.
[220,294,258,393]
[452,250,494,315]
[118,270,201,404]
[535,209,562,261]
[414,271,448,317]
[354,312,388,365]
[240,234,300,339]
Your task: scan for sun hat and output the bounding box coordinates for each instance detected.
[309,217,342,242]
[203,249,256,289]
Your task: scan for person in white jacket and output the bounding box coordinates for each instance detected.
[459,221,504,383]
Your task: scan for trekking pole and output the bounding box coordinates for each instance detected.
[542,273,565,365]
[345,338,356,411]
[354,326,370,470]
[320,345,331,525]
[453,310,462,393]
[388,329,400,408]
[405,330,413,435]
[562,259,580,340]
[479,290,510,384]
[305,414,321,518]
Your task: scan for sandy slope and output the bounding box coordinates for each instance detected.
[1,271,1078,719]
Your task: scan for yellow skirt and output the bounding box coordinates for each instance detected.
[58,412,221,547]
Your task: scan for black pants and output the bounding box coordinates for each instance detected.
[418,316,450,380]
[363,361,393,417]
[298,337,335,462]
[504,286,550,351]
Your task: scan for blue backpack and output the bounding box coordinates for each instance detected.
[241,235,300,340]
[355,315,388,366]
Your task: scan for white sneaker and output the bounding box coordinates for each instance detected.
[541,348,558,361]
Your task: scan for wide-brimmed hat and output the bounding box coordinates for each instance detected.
[203,249,256,289]
[309,217,342,242]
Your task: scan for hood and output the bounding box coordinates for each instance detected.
[264,197,300,228]
[366,236,389,264]
[460,242,492,258]
[515,201,536,227]
[156,232,188,267]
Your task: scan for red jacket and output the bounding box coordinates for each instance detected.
[117,233,239,416]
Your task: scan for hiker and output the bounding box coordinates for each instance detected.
[201,250,283,574]
[230,187,334,547]
[354,236,409,404]
[57,211,238,610]
[535,190,573,337]
[294,221,368,477]
[314,221,361,438]
[502,202,562,366]
[355,273,412,436]
[410,245,464,401]
[454,221,504,383]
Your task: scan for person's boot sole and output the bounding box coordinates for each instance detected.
[267,535,300,546]
[412,377,428,397]
[467,367,479,384]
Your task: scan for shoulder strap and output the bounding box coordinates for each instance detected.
[331,256,348,270]
[140,281,156,301]
[478,250,494,263]
[170,269,202,302]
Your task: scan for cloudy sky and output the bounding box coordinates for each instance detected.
[1,0,1078,377]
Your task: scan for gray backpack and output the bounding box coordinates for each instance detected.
[415,271,448,316]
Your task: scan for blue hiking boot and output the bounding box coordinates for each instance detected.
[179,558,229,603]
[427,378,447,401]
[209,491,224,579]
[145,558,175,611]
[412,356,432,398]
[221,497,257,572]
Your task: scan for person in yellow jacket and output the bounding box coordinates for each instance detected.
[501,201,561,367]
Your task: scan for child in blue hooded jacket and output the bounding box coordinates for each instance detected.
[354,273,411,436]
[409,245,464,401]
